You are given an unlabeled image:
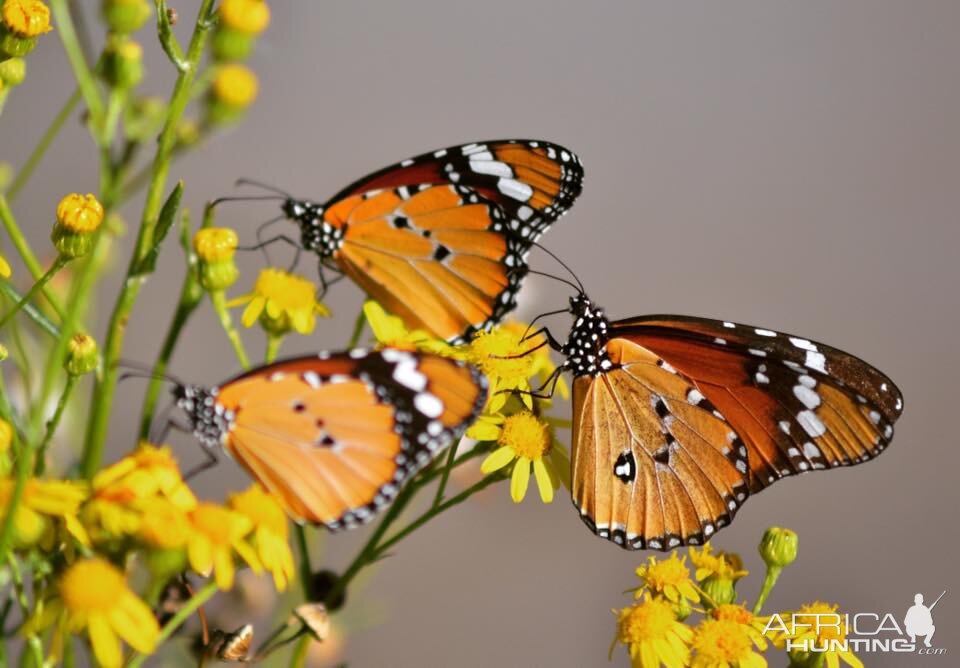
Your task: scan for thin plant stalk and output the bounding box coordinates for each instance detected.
[0,256,70,329]
[126,581,219,668]
[211,291,251,370]
[0,195,66,319]
[34,375,77,475]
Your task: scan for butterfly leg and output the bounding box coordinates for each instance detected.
[505,366,565,401]
[317,260,346,298]
[183,444,220,482]
[519,326,565,352]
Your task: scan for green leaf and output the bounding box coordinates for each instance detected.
[134,180,183,275]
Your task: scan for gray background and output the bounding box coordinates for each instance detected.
[2,1,957,666]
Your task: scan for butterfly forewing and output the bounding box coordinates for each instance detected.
[610,315,902,493]
[212,350,486,529]
[571,337,750,550]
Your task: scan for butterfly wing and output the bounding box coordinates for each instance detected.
[214,350,486,529]
[571,337,751,550]
[326,185,524,341]
[327,139,584,248]
[317,140,584,341]
[610,315,903,492]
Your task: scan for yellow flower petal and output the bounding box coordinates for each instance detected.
[87,614,122,668]
[533,458,554,503]
[241,296,264,327]
[480,445,516,474]
[510,456,530,502]
[188,535,214,576]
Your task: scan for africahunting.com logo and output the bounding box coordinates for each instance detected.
[763,591,947,656]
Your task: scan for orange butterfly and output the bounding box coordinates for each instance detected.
[535,293,902,550]
[175,349,486,528]
[257,139,584,342]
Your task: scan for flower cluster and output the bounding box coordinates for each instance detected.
[2,444,295,666]
[609,527,863,668]
[365,300,571,504]
[206,0,269,123]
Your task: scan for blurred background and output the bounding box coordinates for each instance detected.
[2,1,958,665]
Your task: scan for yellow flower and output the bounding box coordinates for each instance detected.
[228,267,330,336]
[137,496,192,550]
[0,252,10,277]
[363,300,454,355]
[466,321,566,413]
[194,227,239,262]
[43,558,160,668]
[213,63,259,108]
[186,502,262,590]
[55,193,104,233]
[219,0,270,34]
[2,0,52,37]
[710,604,770,650]
[64,332,98,376]
[0,477,89,548]
[774,602,863,668]
[689,544,748,606]
[611,597,692,668]
[635,553,701,606]
[229,485,295,591]
[690,617,766,668]
[476,410,569,503]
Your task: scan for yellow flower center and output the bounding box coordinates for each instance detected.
[60,559,126,612]
[711,604,754,625]
[641,554,692,592]
[213,64,259,108]
[2,0,52,37]
[498,412,551,460]
[692,618,754,662]
[220,0,270,34]
[194,227,239,262]
[617,598,678,645]
[56,193,104,233]
[468,327,535,379]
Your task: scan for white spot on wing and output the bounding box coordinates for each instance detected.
[414,392,444,418]
[797,410,827,437]
[497,178,533,202]
[789,337,817,351]
[793,384,821,409]
[755,328,776,337]
[805,350,827,372]
[471,160,513,178]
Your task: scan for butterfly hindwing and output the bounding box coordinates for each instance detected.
[571,337,750,550]
[610,315,902,492]
[212,349,486,529]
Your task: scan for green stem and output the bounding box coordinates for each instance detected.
[265,334,282,364]
[7,89,81,202]
[753,566,782,615]
[0,432,31,559]
[34,375,76,475]
[0,257,69,329]
[0,282,60,339]
[347,308,366,348]
[0,195,66,320]
[82,0,217,479]
[126,580,219,668]
[289,635,310,668]
[48,0,104,123]
[211,291,250,370]
[138,274,203,439]
[432,439,460,508]
[374,474,500,558]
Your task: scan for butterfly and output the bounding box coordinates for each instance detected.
[253,139,584,342]
[534,293,902,550]
[174,348,486,529]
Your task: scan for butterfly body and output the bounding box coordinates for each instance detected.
[275,139,584,342]
[555,294,902,550]
[176,348,486,530]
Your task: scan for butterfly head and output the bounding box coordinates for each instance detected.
[563,293,613,377]
[173,384,235,448]
[281,198,344,259]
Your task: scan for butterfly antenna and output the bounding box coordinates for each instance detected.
[118,359,185,387]
[209,194,287,209]
[527,269,581,294]
[529,240,584,294]
[234,178,293,198]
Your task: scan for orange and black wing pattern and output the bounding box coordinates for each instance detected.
[612,315,902,493]
[180,349,486,529]
[287,140,583,341]
[571,336,751,550]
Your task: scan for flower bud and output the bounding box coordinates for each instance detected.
[194,227,240,291]
[220,0,270,34]
[207,64,258,124]
[700,575,737,607]
[100,38,143,89]
[759,526,798,570]
[65,333,99,376]
[0,0,51,57]
[101,0,150,34]
[0,56,25,87]
[52,193,104,258]
[124,96,165,141]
